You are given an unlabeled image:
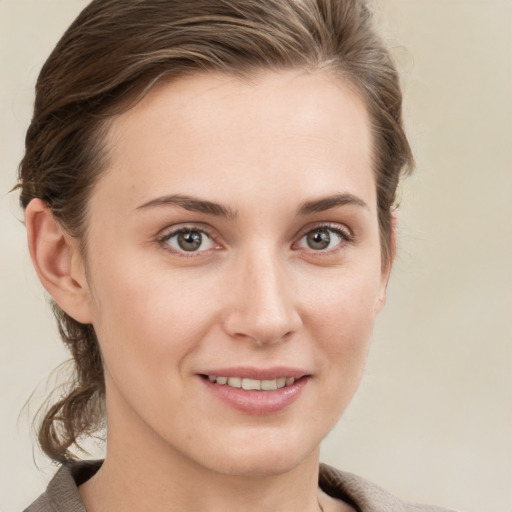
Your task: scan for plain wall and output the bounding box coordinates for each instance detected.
[1,1,511,511]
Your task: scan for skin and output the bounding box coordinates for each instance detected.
[26,69,392,512]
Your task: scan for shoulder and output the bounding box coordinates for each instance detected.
[23,493,51,512]
[24,461,101,512]
[319,463,462,512]
[25,460,462,512]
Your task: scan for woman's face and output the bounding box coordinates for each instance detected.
[81,69,389,476]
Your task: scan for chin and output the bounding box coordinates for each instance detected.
[206,453,311,478]
[188,429,321,478]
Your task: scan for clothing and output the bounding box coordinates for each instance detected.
[24,460,460,512]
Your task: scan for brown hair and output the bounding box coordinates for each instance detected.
[18,0,413,463]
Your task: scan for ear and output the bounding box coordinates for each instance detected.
[374,208,398,313]
[389,206,398,267]
[25,198,93,324]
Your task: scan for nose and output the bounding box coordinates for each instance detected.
[222,249,302,346]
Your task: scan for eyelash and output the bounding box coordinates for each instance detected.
[294,223,354,252]
[157,225,219,258]
[156,222,354,257]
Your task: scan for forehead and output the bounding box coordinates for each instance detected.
[95,69,375,214]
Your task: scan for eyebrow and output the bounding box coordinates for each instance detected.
[135,194,237,219]
[136,192,367,218]
[297,193,368,215]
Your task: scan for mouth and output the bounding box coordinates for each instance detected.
[201,375,298,390]
[198,369,310,414]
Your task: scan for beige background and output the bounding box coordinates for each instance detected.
[1,1,511,511]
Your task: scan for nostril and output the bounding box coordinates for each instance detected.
[252,329,294,347]
[222,279,302,345]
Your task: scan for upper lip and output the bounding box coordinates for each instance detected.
[198,366,309,380]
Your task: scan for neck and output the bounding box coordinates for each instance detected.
[81,446,323,512]
[79,397,325,512]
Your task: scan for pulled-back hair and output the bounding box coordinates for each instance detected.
[17,0,413,463]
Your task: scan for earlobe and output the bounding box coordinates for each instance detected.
[374,289,387,314]
[390,207,398,266]
[375,209,398,314]
[25,198,93,324]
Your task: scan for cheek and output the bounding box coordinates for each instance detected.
[86,251,218,377]
[322,295,375,372]
[302,262,382,332]
[303,268,381,381]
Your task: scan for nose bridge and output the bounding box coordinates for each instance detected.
[224,243,300,345]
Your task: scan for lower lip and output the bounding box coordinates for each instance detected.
[200,376,309,415]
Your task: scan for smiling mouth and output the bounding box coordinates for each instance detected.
[200,373,309,414]
[201,375,298,391]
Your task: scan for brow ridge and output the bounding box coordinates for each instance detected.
[297,193,368,215]
[136,194,237,219]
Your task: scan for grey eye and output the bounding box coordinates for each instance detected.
[306,229,331,250]
[177,230,202,251]
[165,229,215,252]
[298,227,345,251]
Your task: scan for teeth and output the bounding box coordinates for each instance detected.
[242,378,261,390]
[208,375,297,390]
[261,379,277,390]
[227,377,241,388]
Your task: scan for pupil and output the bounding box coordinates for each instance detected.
[178,231,202,251]
[307,229,330,250]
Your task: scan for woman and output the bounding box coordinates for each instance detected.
[18,0,458,511]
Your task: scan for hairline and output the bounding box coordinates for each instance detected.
[75,65,388,267]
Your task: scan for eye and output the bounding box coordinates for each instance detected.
[161,228,217,253]
[296,226,350,251]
